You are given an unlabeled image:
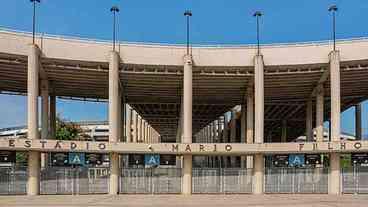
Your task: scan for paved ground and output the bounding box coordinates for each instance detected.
[1,194,368,207]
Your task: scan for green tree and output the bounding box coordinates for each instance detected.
[55,116,86,141]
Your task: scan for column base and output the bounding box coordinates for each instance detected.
[182,155,192,195]
[27,151,40,196]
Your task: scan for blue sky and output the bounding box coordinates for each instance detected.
[0,0,367,135]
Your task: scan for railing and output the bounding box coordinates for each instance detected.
[120,168,182,194]
[265,167,328,194]
[40,167,109,195]
[192,168,252,194]
[342,166,368,194]
[0,166,27,195]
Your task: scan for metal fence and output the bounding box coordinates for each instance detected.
[120,168,182,194]
[0,166,27,195]
[40,167,109,195]
[192,168,252,194]
[342,166,368,194]
[265,167,328,194]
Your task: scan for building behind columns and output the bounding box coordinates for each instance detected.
[1,28,368,196]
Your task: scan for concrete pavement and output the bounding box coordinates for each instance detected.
[1,194,368,207]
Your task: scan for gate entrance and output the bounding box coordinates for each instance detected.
[192,168,252,194]
[342,166,368,194]
[0,166,27,195]
[120,168,182,194]
[264,167,328,193]
[40,167,109,195]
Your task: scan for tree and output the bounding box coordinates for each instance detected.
[55,115,86,141]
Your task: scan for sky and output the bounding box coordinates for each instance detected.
[0,0,368,136]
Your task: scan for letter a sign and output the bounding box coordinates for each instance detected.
[288,154,305,167]
[69,152,85,165]
[145,154,160,166]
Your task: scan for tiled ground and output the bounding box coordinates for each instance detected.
[0,194,368,207]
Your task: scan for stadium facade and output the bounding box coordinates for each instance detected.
[0,28,368,196]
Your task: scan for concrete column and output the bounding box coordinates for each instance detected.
[306,99,313,142]
[126,106,132,143]
[253,54,264,194]
[329,50,341,194]
[281,120,287,143]
[49,95,56,139]
[132,111,137,143]
[40,79,49,168]
[108,51,121,195]
[182,55,193,195]
[27,44,40,196]
[356,104,362,140]
[253,154,264,194]
[254,55,264,144]
[316,85,324,142]
[246,87,254,169]
[240,105,246,168]
[330,51,341,142]
[230,110,236,167]
[137,115,142,142]
[329,152,341,194]
[223,115,229,168]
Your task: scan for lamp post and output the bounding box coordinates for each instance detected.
[328,5,338,51]
[110,6,120,52]
[253,11,262,55]
[30,0,40,45]
[184,10,192,56]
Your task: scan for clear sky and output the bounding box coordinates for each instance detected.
[0,0,367,136]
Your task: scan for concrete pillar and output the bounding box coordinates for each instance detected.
[254,55,264,144]
[246,87,254,169]
[126,106,132,143]
[223,115,229,168]
[108,51,121,195]
[330,51,341,142]
[329,153,341,194]
[182,55,193,195]
[253,154,264,194]
[40,79,49,168]
[27,44,40,196]
[316,85,324,142]
[49,95,56,139]
[329,50,341,194]
[137,116,142,142]
[230,110,236,167]
[356,104,362,140]
[253,54,264,194]
[281,120,287,143]
[306,99,313,142]
[132,111,137,143]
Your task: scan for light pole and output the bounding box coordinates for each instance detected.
[253,11,262,55]
[184,10,192,56]
[30,0,40,45]
[110,6,120,52]
[328,5,338,51]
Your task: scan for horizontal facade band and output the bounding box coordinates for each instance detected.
[1,138,366,155]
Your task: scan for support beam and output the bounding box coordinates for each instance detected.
[329,50,341,195]
[306,100,313,142]
[27,44,40,196]
[108,51,121,195]
[40,79,49,168]
[316,85,324,142]
[182,55,193,195]
[253,54,264,194]
[230,110,236,167]
[246,86,254,169]
[254,55,264,144]
[126,106,132,143]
